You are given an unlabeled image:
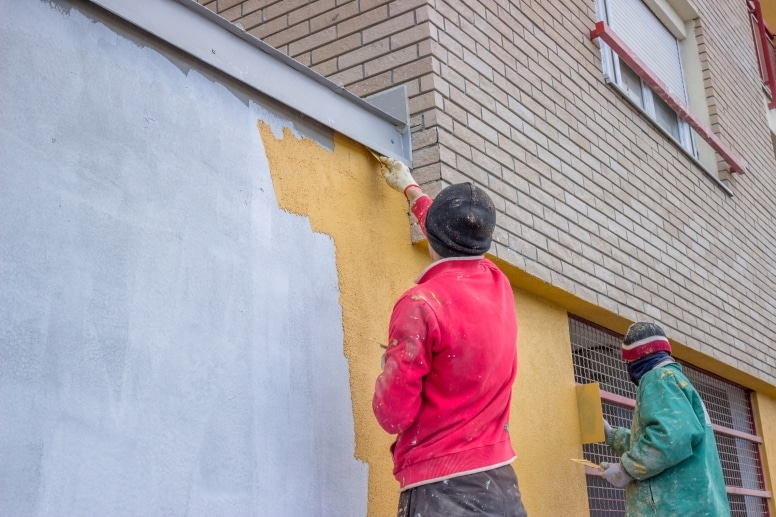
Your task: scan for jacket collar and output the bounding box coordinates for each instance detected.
[415,255,484,284]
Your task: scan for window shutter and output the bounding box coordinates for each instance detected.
[607,0,687,102]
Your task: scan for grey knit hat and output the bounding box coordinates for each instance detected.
[425,183,496,258]
[622,322,672,361]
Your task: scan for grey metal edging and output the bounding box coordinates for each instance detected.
[86,0,412,165]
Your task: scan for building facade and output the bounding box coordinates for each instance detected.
[200,0,776,515]
[3,0,776,516]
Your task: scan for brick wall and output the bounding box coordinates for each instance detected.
[201,0,776,384]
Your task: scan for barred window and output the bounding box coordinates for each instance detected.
[570,315,771,516]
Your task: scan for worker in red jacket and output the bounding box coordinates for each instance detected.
[373,156,527,517]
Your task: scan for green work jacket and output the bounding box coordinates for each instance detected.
[608,362,730,516]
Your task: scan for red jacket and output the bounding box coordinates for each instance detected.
[373,195,518,489]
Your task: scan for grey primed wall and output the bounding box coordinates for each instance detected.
[0,1,367,515]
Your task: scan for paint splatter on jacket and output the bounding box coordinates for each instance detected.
[372,195,518,489]
[608,362,730,516]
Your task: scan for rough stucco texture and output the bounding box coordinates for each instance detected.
[258,124,432,516]
[753,393,776,516]
[509,293,590,517]
[0,1,367,515]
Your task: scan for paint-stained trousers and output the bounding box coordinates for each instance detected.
[396,464,528,517]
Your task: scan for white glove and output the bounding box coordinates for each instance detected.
[378,156,418,196]
[603,419,613,442]
[600,462,633,488]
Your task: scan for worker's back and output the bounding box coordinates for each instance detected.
[374,256,517,489]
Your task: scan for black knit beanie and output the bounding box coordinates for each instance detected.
[425,183,496,258]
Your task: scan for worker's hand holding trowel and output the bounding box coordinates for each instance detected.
[376,155,419,197]
[598,419,632,487]
[599,461,633,488]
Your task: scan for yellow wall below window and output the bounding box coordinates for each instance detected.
[752,393,776,515]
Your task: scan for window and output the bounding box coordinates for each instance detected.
[570,316,771,516]
[594,0,696,154]
[749,0,776,108]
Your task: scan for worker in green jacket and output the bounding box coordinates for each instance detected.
[601,322,730,516]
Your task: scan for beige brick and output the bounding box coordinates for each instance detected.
[409,90,444,112]
[388,0,427,17]
[347,70,392,97]
[252,16,295,41]
[288,25,337,55]
[363,45,418,76]
[287,0,336,26]
[310,3,359,32]
[336,37,388,70]
[390,22,431,50]
[311,33,362,65]
[221,5,242,21]
[311,57,337,76]
[217,0,243,11]
[391,56,434,84]
[336,7,389,39]
[264,0,309,21]
[328,65,364,86]
[238,10,264,31]
[362,12,415,44]
[449,120,483,154]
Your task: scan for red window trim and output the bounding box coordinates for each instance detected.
[600,390,763,443]
[589,21,748,174]
[749,0,776,108]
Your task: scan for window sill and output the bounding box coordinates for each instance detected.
[607,80,734,197]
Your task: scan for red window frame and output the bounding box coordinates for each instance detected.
[590,20,748,174]
[749,0,776,109]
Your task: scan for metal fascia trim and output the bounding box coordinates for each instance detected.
[86,0,412,164]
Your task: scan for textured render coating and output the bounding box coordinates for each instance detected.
[258,124,431,516]
[752,394,776,516]
[0,1,366,515]
[509,293,591,517]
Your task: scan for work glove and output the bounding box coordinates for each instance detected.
[378,156,419,197]
[600,462,633,488]
[603,419,613,442]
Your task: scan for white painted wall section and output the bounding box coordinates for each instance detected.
[0,1,367,515]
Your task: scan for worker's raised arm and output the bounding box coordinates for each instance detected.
[378,156,432,234]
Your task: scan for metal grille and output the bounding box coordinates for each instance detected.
[570,317,634,399]
[730,494,769,517]
[586,475,626,516]
[569,315,770,516]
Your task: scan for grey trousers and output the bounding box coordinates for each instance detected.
[397,464,528,517]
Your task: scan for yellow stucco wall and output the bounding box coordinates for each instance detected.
[752,393,776,515]
[258,123,592,516]
[510,292,590,516]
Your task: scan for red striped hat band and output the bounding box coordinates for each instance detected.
[621,336,672,361]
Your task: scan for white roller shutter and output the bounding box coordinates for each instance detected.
[607,0,687,102]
